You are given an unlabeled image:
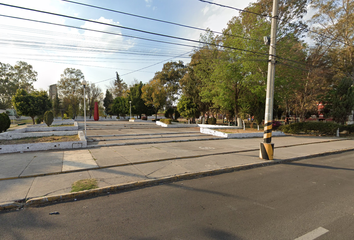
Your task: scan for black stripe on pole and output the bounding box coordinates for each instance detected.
[260,142,274,160]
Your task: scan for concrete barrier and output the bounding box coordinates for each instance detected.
[200,127,286,138]
[0,131,87,154]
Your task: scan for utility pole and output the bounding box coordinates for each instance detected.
[260,0,279,160]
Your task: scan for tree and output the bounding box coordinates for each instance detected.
[153,61,186,106]
[0,61,37,109]
[110,72,128,98]
[322,77,354,124]
[111,96,128,119]
[12,89,51,124]
[57,68,85,119]
[103,89,114,116]
[141,78,167,119]
[127,81,153,118]
[177,95,198,121]
[86,83,103,119]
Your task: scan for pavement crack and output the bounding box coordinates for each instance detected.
[24,177,36,201]
[18,155,36,177]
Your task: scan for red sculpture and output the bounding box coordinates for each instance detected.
[94,102,99,121]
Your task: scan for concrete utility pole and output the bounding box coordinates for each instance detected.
[260,0,279,160]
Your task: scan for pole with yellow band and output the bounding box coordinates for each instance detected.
[259,0,278,160]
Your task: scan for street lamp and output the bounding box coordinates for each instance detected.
[129,101,132,119]
[82,80,87,138]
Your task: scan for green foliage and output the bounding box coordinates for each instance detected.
[0,113,11,132]
[0,61,37,109]
[103,89,114,115]
[128,81,153,118]
[12,89,51,124]
[164,107,174,118]
[57,68,85,119]
[279,122,350,135]
[160,118,172,124]
[208,117,217,125]
[35,116,43,124]
[111,96,128,118]
[141,78,167,119]
[154,61,186,105]
[322,77,354,124]
[63,113,69,119]
[44,110,54,126]
[177,95,198,119]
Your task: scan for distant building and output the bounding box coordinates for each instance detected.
[49,84,57,100]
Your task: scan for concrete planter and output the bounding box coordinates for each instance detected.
[0,131,87,154]
[200,127,286,138]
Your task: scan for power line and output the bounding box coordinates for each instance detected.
[62,0,262,43]
[95,51,194,84]
[0,14,200,50]
[198,0,351,47]
[0,4,271,58]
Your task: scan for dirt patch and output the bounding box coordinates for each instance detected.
[0,135,80,145]
[50,124,75,127]
[215,129,263,134]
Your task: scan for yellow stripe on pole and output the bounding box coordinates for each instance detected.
[259,143,274,160]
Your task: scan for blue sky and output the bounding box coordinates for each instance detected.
[0,0,258,93]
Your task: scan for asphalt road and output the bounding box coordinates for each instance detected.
[1,151,354,240]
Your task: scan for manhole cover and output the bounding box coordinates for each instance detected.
[199,147,215,150]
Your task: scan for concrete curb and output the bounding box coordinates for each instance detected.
[1,146,354,211]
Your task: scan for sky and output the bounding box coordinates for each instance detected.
[0,0,259,93]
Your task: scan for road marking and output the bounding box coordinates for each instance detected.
[295,227,329,240]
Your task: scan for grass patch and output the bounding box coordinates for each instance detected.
[71,179,98,192]
[215,128,262,134]
[0,135,80,145]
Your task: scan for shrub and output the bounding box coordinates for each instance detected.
[160,118,172,124]
[63,113,69,119]
[44,110,54,126]
[279,121,345,135]
[35,116,43,124]
[208,117,216,125]
[0,113,11,133]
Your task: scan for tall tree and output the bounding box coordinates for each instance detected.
[141,78,167,119]
[0,61,37,109]
[128,81,151,118]
[103,89,114,116]
[153,61,186,106]
[57,68,85,119]
[110,71,128,98]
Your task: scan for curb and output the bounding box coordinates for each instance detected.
[1,147,354,211]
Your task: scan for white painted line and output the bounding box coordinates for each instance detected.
[295,227,329,240]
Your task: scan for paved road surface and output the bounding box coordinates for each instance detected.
[1,151,354,240]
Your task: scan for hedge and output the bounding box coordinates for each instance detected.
[279,122,354,135]
[0,113,11,133]
[160,118,172,124]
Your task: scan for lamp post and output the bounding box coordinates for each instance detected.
[82,80,87,138]
[11,106,14,126]
[129,101,132,119]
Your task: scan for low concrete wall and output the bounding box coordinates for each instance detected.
[200,127,286,138]
[156,121,198,128]
[197,124,242,129]
[25,121,78,132]
[0,131,79,140]
[0,131,87,154]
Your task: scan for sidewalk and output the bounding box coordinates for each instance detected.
[1,134,353,210]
